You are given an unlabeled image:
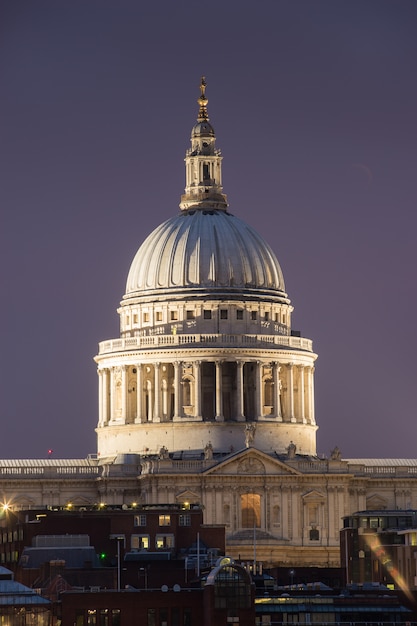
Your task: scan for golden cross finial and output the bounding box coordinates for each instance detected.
[197,76,209,122]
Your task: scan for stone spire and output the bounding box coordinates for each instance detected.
[179,77,228,211]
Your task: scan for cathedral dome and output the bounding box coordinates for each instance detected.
[124,208,287,300]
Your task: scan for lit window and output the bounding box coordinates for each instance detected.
[204,310,212,319]
[134,514,147,527]
[131,534,149,550]
[220,309,228,319]
[158,514,171,526]
[170,311,178,321]
[155,534,174,549]
[241,493,261,528]
[236,310,243,320]
[179,514,191,526]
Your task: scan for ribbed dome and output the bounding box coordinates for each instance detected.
[124,208,287,300]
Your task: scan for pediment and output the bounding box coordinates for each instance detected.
[302,489,325,502]
[176,490,200,504]
[366,494,388,510]
[203,448,301,476]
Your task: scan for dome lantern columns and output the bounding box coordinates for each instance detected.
[179,78,228,211]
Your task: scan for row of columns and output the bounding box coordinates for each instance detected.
[97,360,315,427]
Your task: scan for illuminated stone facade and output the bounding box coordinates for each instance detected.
[2,80,417,571]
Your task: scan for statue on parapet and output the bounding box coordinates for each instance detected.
[204,441,213,460]
[287,441,297,459]
[244,422,256,448]
[330,446,341,461]
[158,446,169,460]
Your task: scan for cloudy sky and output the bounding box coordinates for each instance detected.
[1,0,416,459]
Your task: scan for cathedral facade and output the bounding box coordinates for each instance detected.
[2,80,417,569]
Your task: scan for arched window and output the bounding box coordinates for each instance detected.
[241,493,261,528]
[210,563,252,609]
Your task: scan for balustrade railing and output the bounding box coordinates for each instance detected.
[98,333,313,354]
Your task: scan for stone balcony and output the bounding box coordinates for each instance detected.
[98,333,313,355]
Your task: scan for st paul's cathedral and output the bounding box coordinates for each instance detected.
[1,79,416,569]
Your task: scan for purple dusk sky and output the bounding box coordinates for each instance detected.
[1,1,416,459]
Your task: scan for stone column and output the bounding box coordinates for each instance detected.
[110,367,116,422]
[173,361,182,421]
[135,365,143,423]
[102,368,109,425]
[154,363,161,422]
[299,365,306,424]
[281,486,289,540]
[287,363,295,423]
[236,361,245,421]
[256,361,263,418]
[310,366,316,424]
[273,362,282,421]
[215,360,224,421]
[121,366,128,423]
[98,369,103,426]
[194,361,202,420]
[327,487,336,542]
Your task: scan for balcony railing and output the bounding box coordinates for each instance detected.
[98,333,313,355]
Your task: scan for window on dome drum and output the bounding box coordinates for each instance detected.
[241,493,261,528]
[251,311,257,320]
[179,514,191,526]
[126,315,130,325]
[133,314,138,324]
[170,311,178,321]
[131,534,149,550]
[156,311,162,322]
[186,310,195,320]
[264,312,270,321]
[220,309,228,319]
[158,514,171,526]
[236,310,243,320]
[134,514,147,527]
[143,312,149,323]
[204,310,212,319]
[155,534,174,549]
